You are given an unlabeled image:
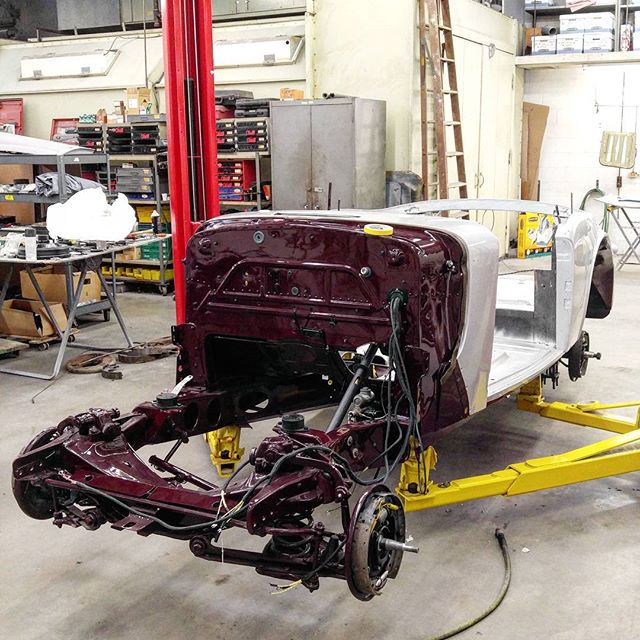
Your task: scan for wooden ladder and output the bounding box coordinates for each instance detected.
[420,0,468,201]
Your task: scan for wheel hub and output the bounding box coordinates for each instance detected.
[345,485,415,600]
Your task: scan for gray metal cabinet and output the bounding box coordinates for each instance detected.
[213,0,306,17]
[57,0,121,30]
[58,0,154,29]
[121,0,155,23]
[270,98,386,210]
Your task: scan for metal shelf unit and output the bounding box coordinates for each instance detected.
[526,1,640,54]
[107,154,173,294]
[0,152,109,208]
[0,151,111,319]
[217,151,268,212]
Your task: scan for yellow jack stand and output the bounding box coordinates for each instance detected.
[205,426,245,478]
[397,376,640,512]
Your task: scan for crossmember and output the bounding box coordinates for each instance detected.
[396,376,640,512]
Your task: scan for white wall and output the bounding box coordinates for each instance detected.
[311,0,415,172]
[524,65,640,210]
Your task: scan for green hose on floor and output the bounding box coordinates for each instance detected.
[425,529,512,640]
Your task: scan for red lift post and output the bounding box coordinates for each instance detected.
[161,0,219,322]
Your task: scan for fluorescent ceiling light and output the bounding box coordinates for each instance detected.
[214,36,303,68]
[20,49,120,80]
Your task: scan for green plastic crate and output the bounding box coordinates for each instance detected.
[141,237,172,261]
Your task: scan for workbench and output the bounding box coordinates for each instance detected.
[0,234,171,380]
[597,194,640,270]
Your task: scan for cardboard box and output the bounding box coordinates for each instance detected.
[125,88,152,115]
[20,266,101,307]
[525,27,543,52]
[584,12,615,32]
[521,102,550,200]
[584,32,614,52]
[532,35,557,55]
[119,247,141,261]
[280,88,305,100]
[0,299,68,338]
[557,33,584,53]
[559,14,585,33]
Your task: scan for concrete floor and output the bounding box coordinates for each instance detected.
[1,272,639,640]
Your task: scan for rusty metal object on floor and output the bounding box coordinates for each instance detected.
[101,364,123,380]
[117,338,178,364]
[65,352,116,374]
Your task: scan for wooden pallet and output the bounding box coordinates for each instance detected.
[0,329,78,352]
[0,338,29,358]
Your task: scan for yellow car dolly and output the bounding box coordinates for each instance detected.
[397,376,640,511]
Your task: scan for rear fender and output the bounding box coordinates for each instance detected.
[586,237,614,319]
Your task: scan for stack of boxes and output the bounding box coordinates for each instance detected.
[131,122,167,154]
[77,124,104,151]
[216,120,236,152]
[125,88,153,116]
[235,119,269,153]
[218,160,257,203]
[235,99,271,118]
[106,124,132,153]
[115,165,159,202]
[216,118,270,154]
[532,11,616,55]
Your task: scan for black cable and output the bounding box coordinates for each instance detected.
[424,529,512,640]
[304,538,346,580]
[66,298,420,530]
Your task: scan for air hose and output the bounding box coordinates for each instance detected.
[579,183,608,232]
[424,529,512,640]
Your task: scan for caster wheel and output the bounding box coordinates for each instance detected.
[103,309,111,322]
[37,342,49,352]
[160,286,169,296]
[68,334,76,344]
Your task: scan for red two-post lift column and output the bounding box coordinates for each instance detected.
[161,0,219,322]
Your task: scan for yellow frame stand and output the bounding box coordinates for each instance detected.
[205,426,245,477]
[397,377,640,512]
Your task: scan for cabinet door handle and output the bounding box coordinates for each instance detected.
[478,172,485,188]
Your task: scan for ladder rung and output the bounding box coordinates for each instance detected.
[428,151,464,157]
[426,120,461,126]
[426,89,459,95]
[439,25,452,31]
[448,181,466,188]
[441,57,455,63]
